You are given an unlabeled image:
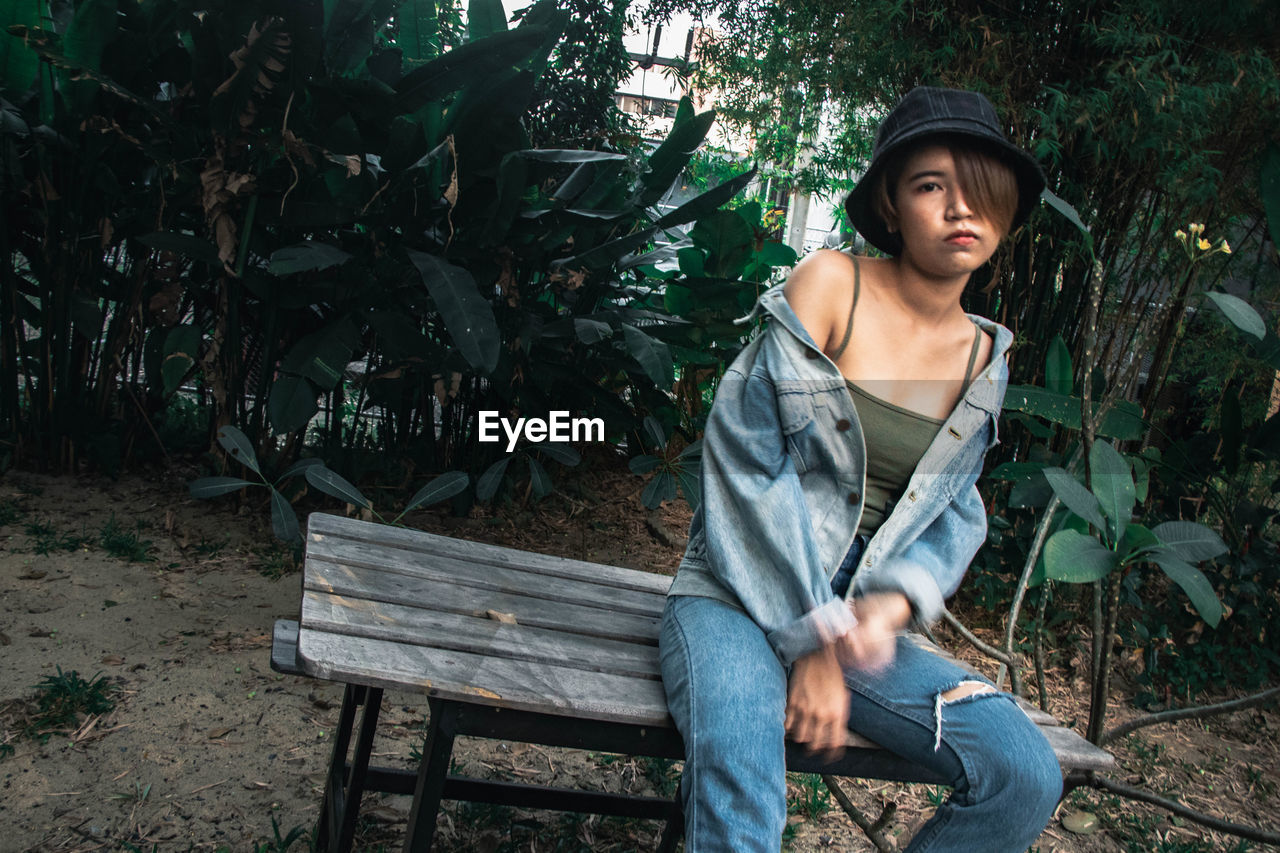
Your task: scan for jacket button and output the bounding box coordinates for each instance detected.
[847,491,860,504]
[908,491,917,502]
[836,418,851,431]
[805,349,821,359]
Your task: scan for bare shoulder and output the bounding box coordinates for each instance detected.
[782,250,858,351]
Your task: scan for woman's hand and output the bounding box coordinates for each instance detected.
[834,592,912,672]
[785,644,850,762]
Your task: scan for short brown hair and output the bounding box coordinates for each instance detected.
[873,140,1020,238]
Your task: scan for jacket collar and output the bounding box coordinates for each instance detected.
[739,283,1013,409]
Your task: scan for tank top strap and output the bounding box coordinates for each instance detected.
[960,322,982,390]
[828,257,860,362]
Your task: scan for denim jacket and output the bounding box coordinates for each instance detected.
[667,282,1012,666]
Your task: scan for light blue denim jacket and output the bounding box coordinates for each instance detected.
[667,282,1012,666]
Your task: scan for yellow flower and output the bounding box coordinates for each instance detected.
[1197,238,1211,251]
[1175,229,1187,242]
[1221,240,1232,254]
[1191,222,1205,235]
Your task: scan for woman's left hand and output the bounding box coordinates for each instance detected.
[834,592,912,672]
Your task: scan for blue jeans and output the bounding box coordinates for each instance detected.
[659,594,1062,852]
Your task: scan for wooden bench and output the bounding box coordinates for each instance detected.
[272,512,1114,852]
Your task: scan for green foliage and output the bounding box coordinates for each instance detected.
[786,772,831,820]
[0,0,756,502]
[24,518,89,555]
[99,514,154,562]
[628,416,701,510]
[25,667,118,743]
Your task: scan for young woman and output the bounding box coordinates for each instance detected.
[659,87,1060,852]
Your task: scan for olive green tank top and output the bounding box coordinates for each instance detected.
[830,259,982,537]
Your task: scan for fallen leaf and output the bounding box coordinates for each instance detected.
[18,569,47,580]
[486,610,517,624]
[101,654,125,665]
[207,726,235,740]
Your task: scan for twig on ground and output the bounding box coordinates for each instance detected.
[940,609,1014,668]
[1101,685,1280,746]
[821,775,895,853]
[1077,772,1280,846]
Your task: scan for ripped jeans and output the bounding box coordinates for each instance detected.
[659,576,1062,851]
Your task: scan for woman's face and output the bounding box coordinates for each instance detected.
[890,145,1001,278]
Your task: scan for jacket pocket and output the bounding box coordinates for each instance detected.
[776,389,816,473]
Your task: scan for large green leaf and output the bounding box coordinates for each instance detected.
[1043,528,1118,583]
[189,477,256,498]
[1089,440,1134,539]
[534,443,581,465]
[403,471,469,512]
[1150,521,1228,563]
[622,324,674,389]
[279,320,359,388]
[305,465,373,510]
[527,456,552,500]
[161,325,201,396]
[62,0,115,70]
[1042,187,1093,253]
[394,27,547,112]
[655,167,757,229]
[1,0,44,94]
[217,425,261,476]
[636,104,716,207]
[690,210,753,279]
[1205,292,1266,341]
[270,487,301,542]
[407,250,500,374]
[1149,550,1223,628]
[268,375,320,434]
[1003,385,1145,439]
[1045,334,1073,396]
[467,0,507,40]
[398,0,442,62]
[268,242,353,276]
[1262,144,1280,254]
[515,149,627,164]
[1042,467,1107,533]
[641,469,676,509]
[476,456,511,501]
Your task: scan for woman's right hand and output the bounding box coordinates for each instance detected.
[784,644,851,762]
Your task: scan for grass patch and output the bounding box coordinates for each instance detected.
[24,519,89,555]
[0,499,23,526]
[1,667,120,751]
[99,515,154,562]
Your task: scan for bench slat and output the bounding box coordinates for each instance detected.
[306,558,662,644]
[298,628,673,727]
[302,589,662,679]
[309,513,671,596]
[307,532,665,618]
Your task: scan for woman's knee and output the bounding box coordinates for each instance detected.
[965,702,1062,814]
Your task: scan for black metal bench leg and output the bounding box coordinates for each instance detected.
[404,698,460,853]
[315,684,384,853]
[656,775,685,852]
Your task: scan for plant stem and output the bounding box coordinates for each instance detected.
[1000,494,1061,694]
[1034,581,1050,712]
[1078,773,1280,846]
[1102,685,1280,746]
[1087,571,1123,745]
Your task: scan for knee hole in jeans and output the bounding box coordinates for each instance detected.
[940,681,996,703]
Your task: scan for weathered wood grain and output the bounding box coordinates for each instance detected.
[301,589,662,679]
[305,558,661,643]
[309,513,671,595]
[307,533,665,617]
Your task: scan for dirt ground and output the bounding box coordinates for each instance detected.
[1,460,1278,852]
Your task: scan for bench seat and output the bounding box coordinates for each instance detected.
[275,512,1113,852]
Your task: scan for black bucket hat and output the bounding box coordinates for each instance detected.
[843,86,1046,256]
